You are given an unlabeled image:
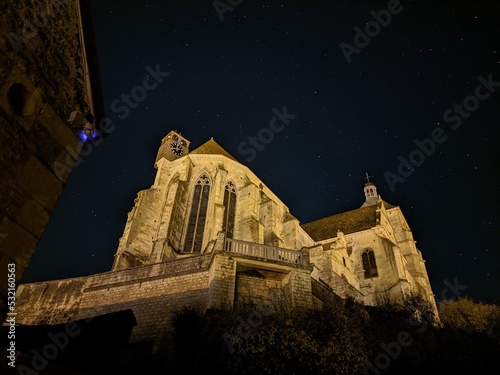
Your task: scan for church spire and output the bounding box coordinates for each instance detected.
[363,172,378,206]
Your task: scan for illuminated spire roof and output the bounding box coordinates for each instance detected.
[189,138,238,161]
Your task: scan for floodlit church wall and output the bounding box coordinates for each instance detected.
[234,269,289,310]
[297,225,316,249]
[331,248,360,290]
[282,217,314,251]
[377,202,396,241]
[388,208,430,284]
[207,253,237,310]
[386,208,414,243]
[309,246,333,284]
[348,231,404,298]
[309,241,362,301]
[385,208,426,278]
[112,187,163,269]
[392,245,409,281]
[283,266,314,309]
[385,208,434,303]
[162,155,305,253]
[235,181,262,243]
[165,178,190,254]
[117,151,308,263]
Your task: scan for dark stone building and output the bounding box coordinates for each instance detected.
[0,0,105,322]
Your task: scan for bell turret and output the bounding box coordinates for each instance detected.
[363,172,378,206]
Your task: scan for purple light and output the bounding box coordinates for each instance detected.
[77,128,100,143]
[78,130,88,143]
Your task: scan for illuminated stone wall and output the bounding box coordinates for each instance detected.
[112,143,314,270]
[14,251,314,347]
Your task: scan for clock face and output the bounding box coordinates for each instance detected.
[170,142,184,156]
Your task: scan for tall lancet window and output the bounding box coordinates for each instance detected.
[362,249,378,278]
[222,181,236,239]
[185,174,211,253]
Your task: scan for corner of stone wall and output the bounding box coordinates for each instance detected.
[206,253,236,311]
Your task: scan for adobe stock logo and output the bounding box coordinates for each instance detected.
[213,0,243,22]
[339,0,403,64]
[110,64,169,120]
[223,307,271,354]
[238,106,297,162]
[384,73,499,192]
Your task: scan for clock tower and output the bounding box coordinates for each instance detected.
[154,130,190,167]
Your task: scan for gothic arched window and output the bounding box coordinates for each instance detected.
[222,181,236,239]
[362,249,378,278]
[184,173,211,253]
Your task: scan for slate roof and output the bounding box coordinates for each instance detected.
[189,138,238,161]
[301,205,378,241]
[361,200,396,209]
[300,200,397,241]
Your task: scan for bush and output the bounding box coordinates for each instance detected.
[169,296,499,375]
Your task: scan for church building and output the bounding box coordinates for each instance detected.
[12,130,437,349]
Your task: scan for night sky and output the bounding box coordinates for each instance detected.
[21,0,499,304]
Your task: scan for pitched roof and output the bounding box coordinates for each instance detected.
[300,205,378,241]
[361,199,396,209]
[189,138,238,161]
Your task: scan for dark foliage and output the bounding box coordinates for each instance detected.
[169,296,499,375]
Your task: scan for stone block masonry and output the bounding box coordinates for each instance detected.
[14,251,315,347]
[0,0,105,322]
[15,253,215,343]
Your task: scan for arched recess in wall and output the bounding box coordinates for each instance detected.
[222,180,237,239]
[184,172,211,253]
[362,248,378,278]
[7,83,36,116]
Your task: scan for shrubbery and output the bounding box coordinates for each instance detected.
[170,297,500,375]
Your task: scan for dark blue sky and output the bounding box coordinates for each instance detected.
[22,0,500,304]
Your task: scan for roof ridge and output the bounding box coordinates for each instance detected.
[300,205,378,241]
[301,204,376,226]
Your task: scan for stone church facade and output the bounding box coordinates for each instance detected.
[13,130,437,349]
